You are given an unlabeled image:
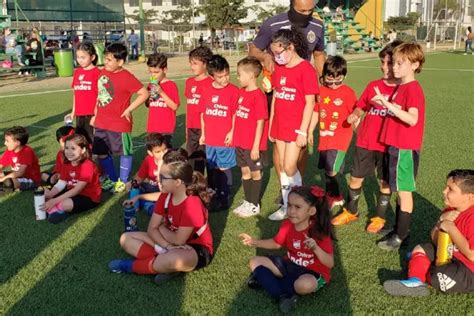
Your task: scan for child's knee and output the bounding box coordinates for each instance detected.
[249,256,264,271]
[119,233,129,247]
[250,170,261,180]
[412,244,426,255]
[294,275,317,295]
[241,167,251,179]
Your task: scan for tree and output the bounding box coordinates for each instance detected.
[254,4,287,24]
[433,0,459,20]
[161,0,196,50]
[126,8,159,25]
[199,0,248,35]
[387,12,419,31]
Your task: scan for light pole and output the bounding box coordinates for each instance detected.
[139,0,146,61]
[192,0,196,48]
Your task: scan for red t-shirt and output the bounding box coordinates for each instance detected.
[154,193,213,255]
[355,79,397,152]
[95,68,143,132]
[316,85,357,151]
[199,83,239,147]
[52,150,64,174]
[137,155,160,186]
[274,220,333,282]
[270,61,319,142]
[0,145,41,184]
[59,159,101,203]
[379,80,425,150]
[233,88,269,151]
[71,67,100,116]
[452,205,474,272]
[146,80,180,134]
[185,76,213,129]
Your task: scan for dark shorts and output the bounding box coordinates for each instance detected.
[383,146,419,192]
[419,243,474,294]
[206,146,236,169]
[236,147,268,171]
[186,128,206,159]
[351,146,385,179]
[93,128,133,156]
[139,181,160,194]
[268,255,326,291]
[42,171,59,186]
[71,195,100,213]
[318,150,346,174]
[17,178,37,190]
[75,115,94,144]
[189,243,213,270]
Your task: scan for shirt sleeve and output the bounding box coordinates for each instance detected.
[18,147,34,166]
[302,63,319,96]
[53,151,63,174]
[71,69,79,88]
[347,87,358,112]
[313,24,326,52]
[229,86,239,115]
[255,91,269,120]
[184,79,191,99]
[136,158,149,179]
[253,18,272,51]
[77,161,94,183]
[317,235,334,255]
[168,81,180,108]
[179,197,206,228]
[273,220,291,245]
[0,151,8,166]
[153,193,168,216]
[356,84,371,111]
[405,82,425,111]
[126,71,144,94]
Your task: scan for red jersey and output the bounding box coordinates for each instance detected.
[355,79,397,152]
[0,145,41,184]
[199,83,239,147]
[316,85,357,151]
[452,205,474,272]
[146,80,180,134]
[59,159,101,203]
[154,193,213,255]
[233,88,269,151]
[185,76,213,129]
[52,150,65,174]
[137,155,160,186]
[274,220,333,282]
[270,61,319,142]
[379,80,425,150]
[71,67,100,116]
[95,68,143,132]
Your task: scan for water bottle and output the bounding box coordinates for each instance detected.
[64,114,73,126]
[123,200,138,232]
[436,230,454,266]
[129,180,140,211]
[34,187,46,220]
[149,76,159,100]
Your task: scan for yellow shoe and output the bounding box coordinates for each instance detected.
[366,216,386,234]
[331,208,358,226]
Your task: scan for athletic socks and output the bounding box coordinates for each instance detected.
[242,178,252,203]
[132,257,157,274]
[347,187,362,214]
[249,178,263,206]
[136,243,156,259]
[396,210,412,240]
[325,174,341,197]
[119,155,133,182]
[288,171,302,188]
[99,156,118,181]
[408,252,431,283]
[376,193,392,218]
[280,172,290,207]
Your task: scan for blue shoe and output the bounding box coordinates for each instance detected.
[108,259,133,273]
[383,277,429,296]
[47,211,69,224]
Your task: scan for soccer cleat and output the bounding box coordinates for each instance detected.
[279,294,299,314]
[232,200,250,215]
[327,194,344,210]
[383,277,429,296]
[100,177,115,192]
[154,272,181,285]
[246,273,261,290]
[366,216,386,234]
[331,208,358,226]
[377,233,409,251]
[238,203,260,218]
[268,206,287,221]
[108,259,133,273]
[47,211,69,224]
[113,179,127,194]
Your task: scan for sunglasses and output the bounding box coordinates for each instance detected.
[159,174,174,183]
[324,76,345,86]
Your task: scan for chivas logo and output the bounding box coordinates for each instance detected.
[191,86,197,93]
[293,239,301,249]
[212,95,219,103]
[280,77,287,85]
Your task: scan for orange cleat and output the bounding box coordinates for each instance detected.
[331,208,358,226]
[366,216,386,234]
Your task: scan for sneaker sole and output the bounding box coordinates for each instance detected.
[383,280,429,296]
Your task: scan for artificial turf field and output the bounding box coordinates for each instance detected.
[1,51,473,315]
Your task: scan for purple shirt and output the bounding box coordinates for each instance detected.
[253,12,325,61]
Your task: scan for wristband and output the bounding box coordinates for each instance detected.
[295,129,307,137]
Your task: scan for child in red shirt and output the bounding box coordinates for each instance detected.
[66,42,100,142]
[267,29,319,221]
[109,156,213,285]
[240,186,334,313]
[199,54,239,211]
[41,126,75,186]
[43,134,102,224]
[0,126,41,193]
[375,43,426,250]
[232,57,269,218]
[92,43,149,194]
[331,40,403,232]
[145,53,180,148]
[308,56,357,211]
[185,47,213,174]
[384,169,474,296]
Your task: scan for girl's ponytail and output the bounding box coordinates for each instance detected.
[186,171,210,206]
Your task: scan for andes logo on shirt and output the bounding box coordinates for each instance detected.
[275,86,296,101]
[236,104,250,119]
[288,250,315,267]
[149,98,167,108]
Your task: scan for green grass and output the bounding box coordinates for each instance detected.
[1,52,474,314]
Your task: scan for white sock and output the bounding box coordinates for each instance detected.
[280,172,290,207]
[288,171,302,187]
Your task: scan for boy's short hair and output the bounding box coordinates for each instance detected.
[147,53,167,68]
[4,126,29,146]
[105,43,128,61]
[237,56,262,78]
[55,126,75,143]
[189,46,213,64]
[448,169,474,194]
[207,54,229,76]
[163,148,189,164]
[393,42,425,73]
[322,55,347,78]
[379,39,404,60]
[145,133,166,151]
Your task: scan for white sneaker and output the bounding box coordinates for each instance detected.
[233,200,250,215]
[268,206,287,221]
[238,203,260,218]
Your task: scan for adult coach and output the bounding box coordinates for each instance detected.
[248,0,325,209]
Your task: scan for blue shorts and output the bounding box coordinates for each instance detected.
[206,146,236,169]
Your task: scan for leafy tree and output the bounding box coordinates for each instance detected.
[162,0,195,33]
[254,4,288,24]
[126,8,159,24]
[199,0,248,35]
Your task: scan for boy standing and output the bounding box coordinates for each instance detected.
[199,55,239,211]
[92,43,149,193]
[375,43,426,250]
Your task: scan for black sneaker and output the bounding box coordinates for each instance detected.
[377,233,409,251]
[47,211,69,224]
[154,272,181,285]
[279,294,299,314]
[246,273,261,289]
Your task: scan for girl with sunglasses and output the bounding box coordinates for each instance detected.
[267,29,319,221]
[308,56,357,211]
[109,151,213,285]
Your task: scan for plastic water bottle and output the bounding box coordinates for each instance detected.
[129,180,140,211]
[64,114,73,126]
[34,187,46,220]
[123,200,138,232]
[149,76,159,100]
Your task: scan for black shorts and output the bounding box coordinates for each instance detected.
[420,243,474,293]
[70,195,99,213]
[186,128,206,159]
[318,150,346,174]
[189,243,213,270]
[351,146,385,179]
[383,146,419,192]
[92,128,133,156]
[42,171,60,186]
[75,115,94,144]
[236,147,268,171]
